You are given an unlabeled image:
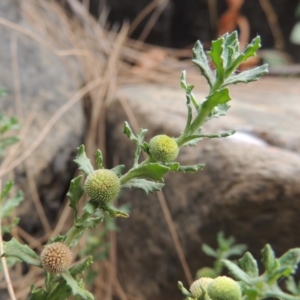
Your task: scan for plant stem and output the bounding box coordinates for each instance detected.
[64,211,91,247]
[119,156,153,185]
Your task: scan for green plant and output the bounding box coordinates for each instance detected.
[0,88,20,156]
[197,231,247,278]
[1,31,272,299]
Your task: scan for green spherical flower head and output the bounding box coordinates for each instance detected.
[84,169,120,204]
[207,276,241,300]
[190,277,214,298]
[149,135,179,163]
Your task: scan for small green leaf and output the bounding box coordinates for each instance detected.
[95,149,103,169]
[74,145,94,176]
[225,36,261,77]
[3,238,41,267]
[222,259,252,284]
[110,165,125,177]
[83,201,97,215]
[224,244,247,257]
[286,276,300,296]
[28,287,48,300]
[0,180,13,201]
[123,121,138,142]
[0,88,7,98]
[97,202,129,218]
[177,164,205,173]
[192,41,214,87]
[122,178,164,193]
[223,31,239,69]
[202,243,218,258]
[195,129,236,139]
[279,248,300,273]
[0,136,19,148]
[46,282,72,300]
[261,244,276,273]
[178,281,193,297]
[125,163,170,182]
[61,271,94,300]
[207,37,225,85]
[193,88,231,131]
[165,162,180,171]
[80,216,104,228]
[239,252,259,278]
[70,256,93,277]
[224,64,268,86]
[1,190,23,218]
[67,176,84,217]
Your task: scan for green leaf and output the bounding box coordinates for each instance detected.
[67,176,84,218]
[0,136,19,148]
[165,162,180,171]
[1,190,23,218]
[279,248,300,274]
[0,116,20,134]
[80,216,104,228]
[46,282,72,300]
[83,201,97,215]
[122,178,164,193]
[223,31,239,69]
[70,256,93,277]
[225,35,261,77]
[2,217,20,233]
[261,244,276,273]
[74,145,94,176]
[0,88,7,98]
[0,180,13,201]
[3,238,41,267]
[95,149,103,169]
[286,276,300,296]
[224,244,247,257]
[178,281,193,297]
[125,163,170,182]
[239,252,259,278]
[177,164,205,173]
[222,259,252,284]
[28,287,48,300]
[192,88,231,132]
[61,271,94,300]
[207,37,225,85]
[192,41,214,87]
[202,243,218,258]
[123,121,137,142]
[224,64,268,86]
[110,165,125,177]
[97,202,129,218]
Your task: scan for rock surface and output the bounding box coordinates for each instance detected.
[106,76,300,299]
[0,0,84,232]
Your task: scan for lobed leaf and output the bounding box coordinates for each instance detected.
[177,164,205,173]
[28,287,48,300]
[1,190,23,218]
[70,256,93,277]
[192,41,214,87]
[74,145,94,176]
[239,252,259,278]
[110,165,125,177]
[61,271,94,300]
[279,248,300,274]
[67,176,84,218]
[222,259,252,284]
[123,121,138,142]
[3,238,41,267]
[261,244,277,274]
[202,244,218,258]
[122,178,164,194]
[224,64,269,86]
[95,149,103,169]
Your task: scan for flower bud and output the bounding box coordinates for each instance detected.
[84,169,120,204]
[207,276,241,300]
[190,277,214,298]
[40,242,72,274]
[149,135,179,163]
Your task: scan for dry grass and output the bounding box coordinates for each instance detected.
[0,0,201,299]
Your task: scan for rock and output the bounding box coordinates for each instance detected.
[106,77,300,299]
[0,0,84,232]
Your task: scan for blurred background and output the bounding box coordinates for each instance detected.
[1,0,300,299]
